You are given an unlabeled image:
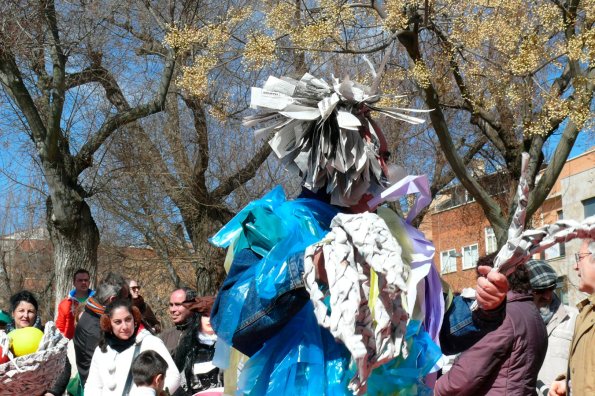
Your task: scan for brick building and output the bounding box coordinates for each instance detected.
[423,147,595,304]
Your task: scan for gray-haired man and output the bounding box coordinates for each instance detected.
[526,260,577,396]
[549,238,595,396]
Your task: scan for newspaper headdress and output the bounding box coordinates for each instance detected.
[243,73,429,207]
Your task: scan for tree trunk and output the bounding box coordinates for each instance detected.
[186,209,226,296]
[46,196,99,312]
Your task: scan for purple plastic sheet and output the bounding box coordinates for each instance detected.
[367,175,431,224]
[369,174,444,345]
[403,221,444,344]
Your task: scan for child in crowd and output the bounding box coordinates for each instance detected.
[131,350,169,396]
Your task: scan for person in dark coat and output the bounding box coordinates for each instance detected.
[435,254,548,396]
[181,295,222,393]
[129,279,161,334]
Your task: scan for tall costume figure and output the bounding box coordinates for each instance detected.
[209,73,443,395]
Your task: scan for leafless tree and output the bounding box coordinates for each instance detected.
[0,0,176,305]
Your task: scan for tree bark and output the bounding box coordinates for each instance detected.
[46,196,99,306]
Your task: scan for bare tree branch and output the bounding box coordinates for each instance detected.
[73,50,176,175]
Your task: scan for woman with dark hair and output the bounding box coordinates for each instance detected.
[84,299,180,395]
[8,290,43,331]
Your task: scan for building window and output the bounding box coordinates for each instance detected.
[584,197,595,218]
[462,244,479,270]
[440,249,457,274]
[485,227,497,254]
[541,210,566,260]
[555,275,569,305]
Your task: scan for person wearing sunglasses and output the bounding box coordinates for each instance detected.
[129,280,161,334]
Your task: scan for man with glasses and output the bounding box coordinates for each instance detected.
[129,279,161,334]
[549,238,595,396]
[56,268,95,339]
[160,287,201,394]
[525,260,578,396]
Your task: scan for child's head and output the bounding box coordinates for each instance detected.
[132,350,168,391]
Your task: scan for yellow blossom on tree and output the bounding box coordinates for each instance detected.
[209,93,231,122]
[163,25,205,53]
[384,0,409,31]
[177,56,217,99]
[508,35,543,76]
[410,60,432,89]
[265,1,296,35]
[243,33,277,70]
[291,19,338,48]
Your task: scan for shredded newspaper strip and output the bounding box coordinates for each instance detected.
[243,73,430,207]
[304,212,410,395]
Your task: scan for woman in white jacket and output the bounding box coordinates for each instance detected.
[84,299,180,395]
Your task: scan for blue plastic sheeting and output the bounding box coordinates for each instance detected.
[237,302,351,396]
[363,320,442,396]
[209,186,338,345]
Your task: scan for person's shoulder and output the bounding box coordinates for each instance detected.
[129,386,157,396]
[75,311,100,335]
[160,326,180,337]
[58,296,73,308]
[563,303,579,314]
[137,329,161,344]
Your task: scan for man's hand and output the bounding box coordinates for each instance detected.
[475,266,508,310]
[548,380,567,396]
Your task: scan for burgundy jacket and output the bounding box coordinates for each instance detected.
[435,291,548,396]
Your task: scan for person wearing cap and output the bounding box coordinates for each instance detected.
[526,260,578,396]
[435,253,547,396]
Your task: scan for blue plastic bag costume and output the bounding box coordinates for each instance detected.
[209,73,447,395]
[209,186,442,395]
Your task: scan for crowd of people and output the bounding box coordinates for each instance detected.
[0,272,222,396]
[3,240,593,395]
[1,72,594,396]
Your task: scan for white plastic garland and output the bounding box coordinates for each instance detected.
[303,212,410,395]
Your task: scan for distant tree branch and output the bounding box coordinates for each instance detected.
[42,0,67,160]
[73,50,176,175]
[212,142,273,200]
[0,46,49,151]
[397,29,508,233]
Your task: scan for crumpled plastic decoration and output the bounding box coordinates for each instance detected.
[243,74,430,207]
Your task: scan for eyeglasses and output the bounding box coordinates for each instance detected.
[575,252,591,264]
[130,286,141,291]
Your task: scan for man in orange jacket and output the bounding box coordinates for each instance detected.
[55,268,95,339]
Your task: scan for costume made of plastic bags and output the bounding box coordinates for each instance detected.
[0,321,68,396]
[209,183,442,395]
[209,73,443,395]
[210,186,340,357]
